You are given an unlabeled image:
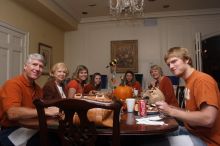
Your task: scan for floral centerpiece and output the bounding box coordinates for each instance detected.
[106,59,118,90]
[106,59,133,100]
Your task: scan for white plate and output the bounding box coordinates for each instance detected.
[148,116,162,121]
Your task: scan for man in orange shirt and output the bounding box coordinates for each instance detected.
[155,47,220,146]
[0,53,59,146]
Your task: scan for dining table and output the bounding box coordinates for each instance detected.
[19,111,178,136]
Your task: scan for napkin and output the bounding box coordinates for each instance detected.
[8,127,38,146]
[136,115,165,125]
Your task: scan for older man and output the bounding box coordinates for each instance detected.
[0,53,59,146]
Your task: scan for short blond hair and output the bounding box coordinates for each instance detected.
[50,62,69,77]
[150,65,163,75]
[164,47,193,66]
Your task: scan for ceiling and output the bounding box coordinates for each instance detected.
[15,0,220,31]
[53,0,220,20]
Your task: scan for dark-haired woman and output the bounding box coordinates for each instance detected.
[121,70,142,96]
[84,72,102,94]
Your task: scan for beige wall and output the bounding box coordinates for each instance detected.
[0,0,65,86]
[64,13,220,88]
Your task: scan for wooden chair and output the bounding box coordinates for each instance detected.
[176,86,185,108]
[135,74,143,86]
[33,98,122,146]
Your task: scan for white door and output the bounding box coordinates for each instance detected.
[0,22,28,85]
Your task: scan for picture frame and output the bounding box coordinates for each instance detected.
[111,40,138,73]
[38,43,52,75]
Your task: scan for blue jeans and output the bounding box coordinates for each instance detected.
[139,126,207,146]
[168,126,207,146]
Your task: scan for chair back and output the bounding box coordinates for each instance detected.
[33,98,122,146]
[167,76,180,85]
[100,75,108,89]
[176,86,185,108]
[167,76,186,108]
[135,74,143,86]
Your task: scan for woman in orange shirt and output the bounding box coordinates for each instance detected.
[66,65,88,98]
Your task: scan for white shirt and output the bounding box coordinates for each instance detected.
[57,84,67,99]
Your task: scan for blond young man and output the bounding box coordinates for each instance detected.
[154,47,220,146]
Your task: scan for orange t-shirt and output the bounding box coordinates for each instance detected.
[126,81,142,95]
[185,70,220,146]
[84,83,102,94]
[66,79,83,94]
[0,74,42,127]
[159,76,179,107]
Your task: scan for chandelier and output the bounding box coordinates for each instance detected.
[110,0,144,17]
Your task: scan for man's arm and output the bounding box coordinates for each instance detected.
[7,106,59,120]
[156,101,218,128]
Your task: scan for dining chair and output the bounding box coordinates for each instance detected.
[176,86,185,108]
[167,76,180,86]
[135,74,143,86]
[33,98,122,146]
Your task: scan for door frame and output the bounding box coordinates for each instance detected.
[201,31,220,41]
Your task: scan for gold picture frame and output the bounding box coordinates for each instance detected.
[111,40,138,73]
[38,43,52,75]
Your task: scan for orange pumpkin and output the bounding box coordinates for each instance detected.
[113,85,133,100]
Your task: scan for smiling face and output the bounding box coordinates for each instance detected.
[78,69,88,81]
[53,67,67,83]
[24,59,44,82]
[150,68,161,80]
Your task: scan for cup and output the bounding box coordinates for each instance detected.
[133,89,138,97]
[126,98,135,112]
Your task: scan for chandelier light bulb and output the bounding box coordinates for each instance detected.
[110,0,144,17]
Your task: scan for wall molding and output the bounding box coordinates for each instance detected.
[80,8,220,24]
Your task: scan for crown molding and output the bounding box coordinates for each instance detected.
[80,8,220,24]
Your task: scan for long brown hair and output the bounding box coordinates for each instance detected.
[72,65,88,85]
[122,70,136,85]
[90,72,102,90]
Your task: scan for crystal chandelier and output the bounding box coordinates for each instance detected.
[110,0,144,16]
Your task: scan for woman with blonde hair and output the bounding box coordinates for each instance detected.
[66,65,88,98]
[43,62,69,100]
[149,64,178,107]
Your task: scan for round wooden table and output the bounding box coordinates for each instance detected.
[19,111,178,136]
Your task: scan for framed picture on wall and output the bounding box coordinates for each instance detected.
[111,40,138,73]
[38,43,52,75]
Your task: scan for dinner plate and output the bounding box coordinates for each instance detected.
[147,115,162,121]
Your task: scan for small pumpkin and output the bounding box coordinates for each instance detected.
[113,85,133,100]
